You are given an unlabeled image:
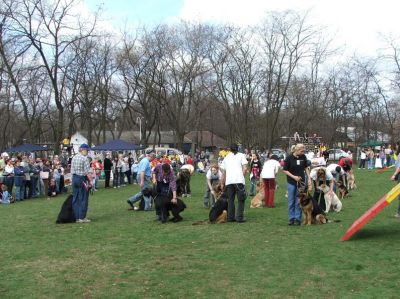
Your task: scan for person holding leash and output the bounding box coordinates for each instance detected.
[283,143,311,226]
[71,144,91,223]
[220,144,248,223]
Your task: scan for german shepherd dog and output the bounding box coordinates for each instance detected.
[336,181,349,200]
[298,186,327,225]
[193,183,228,225]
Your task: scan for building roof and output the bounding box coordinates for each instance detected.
[78,131,192,145]
[185,131,228,148]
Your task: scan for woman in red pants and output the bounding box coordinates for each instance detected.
[260,155,282,208]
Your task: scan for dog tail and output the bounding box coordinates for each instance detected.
[192,220,209,225]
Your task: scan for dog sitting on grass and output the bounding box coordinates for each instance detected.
[336,181,349,200]
[298,188,327,225]
[250,181,264,208]
[318,184,342,213]
[193,184,228,225]
[56,195,75,224]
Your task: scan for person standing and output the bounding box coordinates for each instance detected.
[282,144,310,226]
[14,159,25,202]
[391,149,400,217]
[260,154,281,208]
[71,144,91,223]
[367,148,374,170]
[103,154,112,188]
[127,152,155,210]
[220,144,248,223]
[385,145,392,167]
[358,149,367,169]
[249,153,262,196]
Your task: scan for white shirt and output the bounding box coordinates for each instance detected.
[310,167,334,181]
[221,152,248,185]
[261,159,281,179]
[360,152,367,160]
[326,164,345,175]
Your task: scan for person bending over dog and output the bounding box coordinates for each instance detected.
[203,164,222,208]
[152,163,179,221]
[310,167,334,212]
[150,188,186,223]
[220,144,248,223]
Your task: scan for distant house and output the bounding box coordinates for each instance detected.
[79,130,193,153]
[185,131,228,152]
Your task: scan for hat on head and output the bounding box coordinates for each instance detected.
[79,143,90,150]
[1,152,9,158]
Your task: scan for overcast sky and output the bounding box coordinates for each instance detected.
[83,0,400,57]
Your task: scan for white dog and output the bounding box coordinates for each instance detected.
[318,184,342,213]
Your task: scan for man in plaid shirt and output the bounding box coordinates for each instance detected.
[71,144,91,223]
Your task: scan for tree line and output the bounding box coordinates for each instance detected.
[0,0,399,152]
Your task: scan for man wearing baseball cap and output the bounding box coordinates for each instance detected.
[71,144,91,223]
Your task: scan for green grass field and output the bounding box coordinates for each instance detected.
[0,168,399,298]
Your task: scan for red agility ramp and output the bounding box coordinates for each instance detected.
[341,183,400,241]
[375,165,394,174]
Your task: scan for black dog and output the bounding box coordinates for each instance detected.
[176,169,191,197]
[56,195,76,224]
[151,189,186,223]
[208,195,228,223]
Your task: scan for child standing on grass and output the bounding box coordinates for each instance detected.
[249,153,262,196]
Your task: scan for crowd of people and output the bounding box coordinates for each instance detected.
[358,145,397,169]
[1,139,400,227]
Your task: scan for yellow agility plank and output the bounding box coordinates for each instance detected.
[385,183,400,204]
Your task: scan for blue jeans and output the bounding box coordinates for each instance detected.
[15,185,24,201]
[72,174,89,220]
[287,182,301,222]
[249,177,258,195]
[127,176,151,210]
[31,177,38,197]
[367,159,374,169]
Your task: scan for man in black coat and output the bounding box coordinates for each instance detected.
[103,153,113,188]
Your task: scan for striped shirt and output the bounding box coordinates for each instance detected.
[71,153,90,176]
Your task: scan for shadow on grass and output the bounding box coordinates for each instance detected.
[348,226,400,241]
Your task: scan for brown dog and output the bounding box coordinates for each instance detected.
[299,190,313,225]
[193,183,227,225]
[250,181,264,208]
[336,181,349,200]
[347,172,357,190]
[298,189,327,225]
